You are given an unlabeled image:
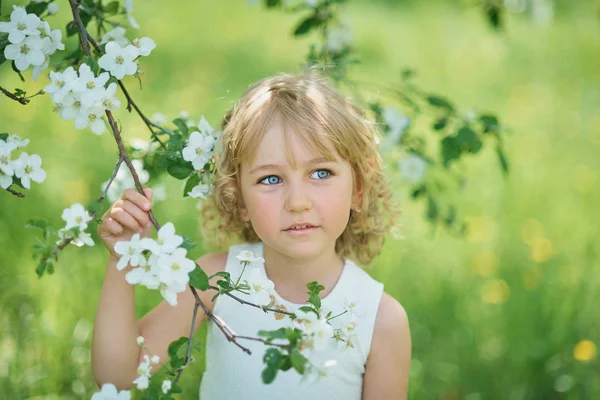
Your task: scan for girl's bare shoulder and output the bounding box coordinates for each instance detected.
[195,251,228,277]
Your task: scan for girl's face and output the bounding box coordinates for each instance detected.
[238,121,360,261]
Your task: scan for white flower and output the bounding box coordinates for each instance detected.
[188,182,211,200]
[74,106,106,134]
[57,227,95,247]
[129,37,155,57]
[399,153,428,183]
[0,6,41,44]
[158,274,187,306]
[325,25,352,53]
[157,247,196,285]
[182,131,215,170]
[61,203,92,230]
[101,27,129,47]
[47,3,60,15]
[0,170,12,189]
[124,0,140,29]
[6,134,29,149]
[91,383,131,400]
[305,0,318,7]
[99,83,121,111]
[31,55,49,81]
[13,152,46,189]
[4,35,45,71]
[151,112,167,124]
[151,355,160,364]
[179,110,190,119]
[382,107,410,144]
[303,359,337,383]
[98,41,138,80]
[125,257,160,289]
[44,66,77,104]
[133,354,152,390]
[114,233,148,271]
[144,222,183,255]
[161,379,172,394]
[236,250,265,264]
[197,115,213,137]
[244,268,275,306]
[136,336,145,345]
[133,374,149,390]
[0,141,17,175]
[73,63,109,105]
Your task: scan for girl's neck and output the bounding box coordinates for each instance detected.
[262,244,345,303]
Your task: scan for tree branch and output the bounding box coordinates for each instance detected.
[5,185,25,197]
[0,86,28,105]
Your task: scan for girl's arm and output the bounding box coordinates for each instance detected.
[91,251,227,389]
[362,293,412,400]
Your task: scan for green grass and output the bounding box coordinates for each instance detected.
[1,0,599,398]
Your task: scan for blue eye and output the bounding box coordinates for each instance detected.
[311,169,331,180]
[259,175,281,185]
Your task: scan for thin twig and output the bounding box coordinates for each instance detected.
[68,0,90,56]
[211,285,295,317]
[0,86,28,105]
[5,185,25,197]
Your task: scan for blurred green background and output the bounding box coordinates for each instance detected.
[1,0,599,398]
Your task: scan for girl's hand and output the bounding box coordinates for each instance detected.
[98,188,153,260]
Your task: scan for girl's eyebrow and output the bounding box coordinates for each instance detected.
[249,157,334,175]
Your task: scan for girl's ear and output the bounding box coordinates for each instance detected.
[351,169,364,210]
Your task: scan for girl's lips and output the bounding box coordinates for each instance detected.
[284,226,319,235]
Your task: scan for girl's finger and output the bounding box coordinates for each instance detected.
[123,188,153,212]
[111,207,143,233]
[104,217,123,234]
[120,199,150,227]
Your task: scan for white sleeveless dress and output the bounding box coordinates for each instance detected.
[199,242,384,399]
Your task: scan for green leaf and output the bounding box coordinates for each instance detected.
[208,271,230,281]
[189,268,209,291]
[479,114,499,133]
[167,337,189,370]
[440,136,461,167]
[166,133,184,152]
[426,194,439,221]
[82,55,100,74]
[180,235,197,251]
[11,62,25,82]
[411,184,427,199]
[183,174,201,197]
[496,145,509,174]
[308,294,321,309]
[167,159,194,180]
[172,118,189,136]
[455,126,482,154]
[0,133,8,141]
[25,218,51,231]
[35,260,49,278]
[291,350,307,374]
[266,0,282,8]
[298,305,315,314]
[262,348,282,384]
[258,328,287,340]
[103,1,120,15]
[26,2,48,16]
[426,95,454,112]
[294,15,318,36]
[66,21,79,37]
[433,116,448,131]
[0,36,8,66]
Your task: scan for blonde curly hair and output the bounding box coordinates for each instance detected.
[201,71,399,265]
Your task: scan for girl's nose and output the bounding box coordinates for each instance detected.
[284,181,312,213]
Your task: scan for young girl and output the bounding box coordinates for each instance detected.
[93,71,411,399]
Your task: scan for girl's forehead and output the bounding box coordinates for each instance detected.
[243,121,341,168]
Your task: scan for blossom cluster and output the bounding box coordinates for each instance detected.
[0,6,64,79]
[57,203,95,247]
[91,383,130,400]
[44,64,120,134]
[133,336,172,393]
[0,134,46,190]
[115,223,195,306]
[182,115,220,201]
